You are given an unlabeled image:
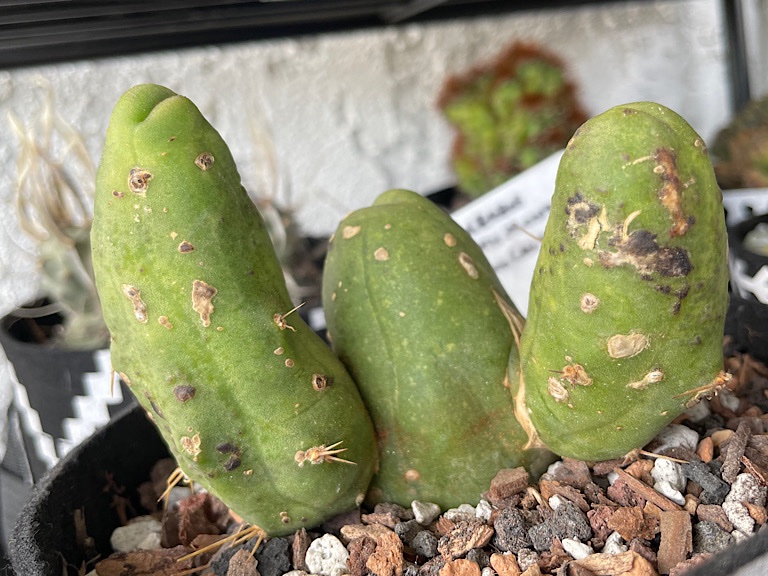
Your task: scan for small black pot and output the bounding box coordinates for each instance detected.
[726,213,768,364]
[9,405,168,575]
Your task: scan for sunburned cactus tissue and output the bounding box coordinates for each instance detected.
[322,189,554,508]
[91,84,377,535]
[517,102,730,461]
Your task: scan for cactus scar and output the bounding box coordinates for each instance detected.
[173,384,196,402]
[607,333,649,359]
[273,302,305,331]
[194,152,214,171]
[459,252,479,279]
[191,280,217,327]
[654,148,692,237]
[128,168,152,195]
[180,433,202,461]
[122,284,148,323]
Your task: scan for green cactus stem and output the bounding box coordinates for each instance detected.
[91,84,377,536]
[517,102,730,461]
[322,188,553,509]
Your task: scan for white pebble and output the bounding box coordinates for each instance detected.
[110,516,162,553]
[651,458,686,492]
[722,501,756,536]
[726,473,768,506]
[475,499,493,522]
[562,538,594,560]
[685,400,711,422]
[282,572,309,576]
[444,503,476,522]
[654,480,686,506]
[305,534,350,576]
[602,532,628,555]
[517,549,539,571]
[731,528,751,544]
[718,388,741,412]
[548,494,567,510]
[607,471,620,486]
[652,424,699,452]
[412,500,441,525]
[481,568,494,576]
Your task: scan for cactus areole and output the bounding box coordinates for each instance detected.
[518,103,730,461]
[91,84,377,536]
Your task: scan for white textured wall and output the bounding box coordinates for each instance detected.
[0,0,732,316]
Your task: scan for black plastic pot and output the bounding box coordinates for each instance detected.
[9,405,168,575]
[726,213,768,364]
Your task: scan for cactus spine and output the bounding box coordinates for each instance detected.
[517,103,730,461]
[91,84,377,535]
[322,189,553,508]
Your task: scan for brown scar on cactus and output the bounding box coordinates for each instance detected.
[374,247,389,261]
[459,252,479,279]
[294,441,355,466]
[174,384,196,402]
[312,374,332,391]
[180,433,202,461]
[627,369,665,390]
[557,359,592,386]
[580,293,599,313]
[443,233,457,247]
[122,284,148,323]
[342,225,361,239]
[195,152,214,171]
[128,168,152,195]
[192,280,217,327]
[273,302,305,332]
[654,148,693,237]
[158,315,173,329]
[178,241,195,253]
[547,377,571,404]
[607,333,649,359]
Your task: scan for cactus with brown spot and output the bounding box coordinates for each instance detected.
[91,84,377,535]
[517,102,730,461]
[322,188,554,508]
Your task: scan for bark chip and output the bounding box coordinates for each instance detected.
[192,280,217,327]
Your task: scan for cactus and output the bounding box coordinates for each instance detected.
[8,85,109,349]
[437,41,587,198]
[322,189,553,508]
[91,84,377,536]
[517,103,730,461]
[711,94,768,189]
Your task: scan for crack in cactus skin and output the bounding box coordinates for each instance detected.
[518,102,729,461]
[91,84,377,536]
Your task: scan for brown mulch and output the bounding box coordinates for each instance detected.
[90,352,768,576]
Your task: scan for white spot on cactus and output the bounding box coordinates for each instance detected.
[405,469,421,482]
[459,252,479,279]
[580,293,599,313]
[128,168,152,195]
[122,284,148,323]
[399,311,406,317]
[194,152,214,171]
[170,231,178,240]
[607,333,649,359]
[285,358,295,368]
[180,433,202,461]
[547,377,570,403]
[374,247,389,261]
[583,258,594,267]
[280,511,291,525]
[274,347,284,355]
[158,316,173,330]
[191,280,217,327]
[342,225,361,239]
[384,223,392,230]
[444,233,457,247]
[627,369,665,390]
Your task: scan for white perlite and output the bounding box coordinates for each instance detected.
[110,516,162,553]
[602,531,628,555]
[412,500,441,525]
[562,538,594,560]
[305,534,350,576]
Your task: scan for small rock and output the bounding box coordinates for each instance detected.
[255,537,290,576]
[475,500,493,522]
[528,501,592,552]
[693,521,734,554]
[718,388,741,412]
[652,424,700,453]
[726,472,768,506]
[682,459,730,504]
[561,538,593,560]
[439,558,481,576]
[516,548,539,572]
[305,534,350,576]
[110,516,163,553]
[602,532,628,556]
[412,530,439,559]
[438,519,494,559]
[413,501,442,526]
[396,519,424,544]
[227,547,259,576]
[651,459,686,492]
[685,400,712,422]
[444,504,477,523]
[489,467,530,501]
[480,567,494,576]
[492,508,530,553]
[282,571,309,576]
[696,504,734,532]
[654,480,686,506]
[489,553,521,576]
[722,501,756,535]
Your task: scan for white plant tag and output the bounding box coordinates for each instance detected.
[452,150,563,315]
